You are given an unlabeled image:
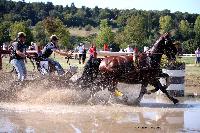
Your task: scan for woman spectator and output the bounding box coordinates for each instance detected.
[195,47,200,64]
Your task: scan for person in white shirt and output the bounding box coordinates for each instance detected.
[125,45,133,53]
[78,43,84,64]
[195,47,200,64]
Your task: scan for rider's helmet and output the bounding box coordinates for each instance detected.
[17,32,26,38]
[50,34,59,41]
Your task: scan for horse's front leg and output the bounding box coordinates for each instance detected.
[135,82,148,104]
[151,79,179,104]
[147,73,170,94]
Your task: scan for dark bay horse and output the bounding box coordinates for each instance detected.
[78,33,179,104]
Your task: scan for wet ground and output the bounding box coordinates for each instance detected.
[0,72,200,132]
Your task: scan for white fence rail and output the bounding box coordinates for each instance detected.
[70,52,195,58]
[180,54,195,57]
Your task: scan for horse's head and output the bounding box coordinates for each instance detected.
[153,33,177,62]
[162,33,177,61]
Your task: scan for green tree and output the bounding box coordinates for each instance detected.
[43,17,70,48]
[0,21,11,45]
[159,15,173,34]
[33,21,47,46]
[123,15,148,48]
[10,21,33,45]
[194,16,200,40]
[95,19,114,48]
[179,20,190,40]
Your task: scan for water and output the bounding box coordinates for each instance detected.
[0,103,200,132]
[0,73,200,132]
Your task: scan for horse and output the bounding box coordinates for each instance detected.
[77,33,179,104]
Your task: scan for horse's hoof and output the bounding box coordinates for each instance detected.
[133,99,141,105]
[173,99,179,104]
[122,95,128,102]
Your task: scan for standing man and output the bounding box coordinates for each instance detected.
[10,32,27,81]
[78,43,84,64]
[41,35,65,75]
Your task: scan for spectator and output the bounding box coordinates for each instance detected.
[119,49,124,52]
[78,43,84,64]
[3,43,8,50]
[10,32,27,81]
[109,43,120,52]
[2,43,8,58]
[29,42,37,50]
[82,44,87,64]
[195,47,200,64]
[88,44,97,60]
[103,43,109,51]
[125,45,133,53]
[74,45,79,60]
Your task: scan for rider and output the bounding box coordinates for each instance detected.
[41,35,65,76]
[10,32,28,81]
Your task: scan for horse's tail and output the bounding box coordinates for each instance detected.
[76,58,102,86]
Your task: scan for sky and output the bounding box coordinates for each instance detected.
[14,0,200,14]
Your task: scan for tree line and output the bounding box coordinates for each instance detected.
[0,0,200,53]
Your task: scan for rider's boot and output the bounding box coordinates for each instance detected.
[114,89,128,102]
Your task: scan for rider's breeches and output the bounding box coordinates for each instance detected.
[47,58,65,75]
[11,59,27,81]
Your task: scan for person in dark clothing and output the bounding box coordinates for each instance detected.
[82,44,86,64]
[10,32,27,81]
[41,35,65,75]
[109,43,120,52]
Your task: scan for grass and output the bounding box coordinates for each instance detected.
[179,57,196,64]
[69,27,98,37]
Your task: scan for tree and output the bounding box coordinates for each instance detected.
[95,19,114,48]
[0,21,11,45]
[179,20,190,40]
[10,21,33,45]
[123,15,148,48]
[159,15,173,34]
[33,21,47,46]
[194,16,200,40]
[43,17,70,48]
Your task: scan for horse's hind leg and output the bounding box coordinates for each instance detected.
[151,79,179,104]
[135,83,148,104]
[106,79,128,102]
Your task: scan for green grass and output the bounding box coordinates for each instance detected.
[185,65,200,75]
[179,57,196,64]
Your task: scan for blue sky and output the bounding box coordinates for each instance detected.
[14,0,200,14]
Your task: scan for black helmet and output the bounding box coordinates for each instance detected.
[17,32,26,38]
[50,34,59,41]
